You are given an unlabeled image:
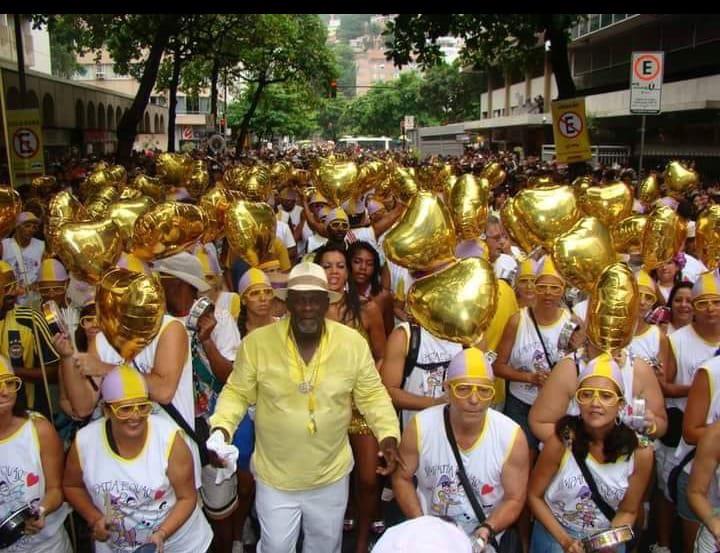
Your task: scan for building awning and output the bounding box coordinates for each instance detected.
[592,100,720,119]
[464,114,550,130]
[641,144,720,158]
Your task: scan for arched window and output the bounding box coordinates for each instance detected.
[154,113,159,134]
[6,87,20,110]
[116,106,123,128]
[144,112,150,134]
[98,102,106,129]
[26,90,39,109]
[42,94,55,127]
[87,101,96,129]
[107,105,114,130]
[75,99,85,129]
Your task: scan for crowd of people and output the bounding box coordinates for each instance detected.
[1,145,720,553]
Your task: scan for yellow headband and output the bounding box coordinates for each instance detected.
[535,256,564,283]
[0,355,14,378]
[635,270,657,297]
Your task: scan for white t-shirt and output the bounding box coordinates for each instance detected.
[682,254,708,283]
[275,219,297,250]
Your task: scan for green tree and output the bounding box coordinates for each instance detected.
[34,14,182,164]
[336,14,372,42]
[419,62,486,124]
[47,25,83,79]
[316,96,350,140]
[226,14,337,150]
[332,42,357,98]
[228,82,319,143]
[384,14,583,100]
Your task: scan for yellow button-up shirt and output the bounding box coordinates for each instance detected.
[210,317,400,491]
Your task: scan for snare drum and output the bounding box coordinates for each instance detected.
[0,504,34,548]
[582,525,634,552]
[186,297,214,332]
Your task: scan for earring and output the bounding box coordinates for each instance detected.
[615,413,622,426]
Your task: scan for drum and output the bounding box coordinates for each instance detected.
[557,319,580,353]
[133,544,157,553]
[582,525,634,552]
[199,466,238,520]
[0,504,34,548]
[42,300,69,337]
[186,297,214,332]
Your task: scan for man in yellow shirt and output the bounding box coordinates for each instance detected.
[209,262,402,553]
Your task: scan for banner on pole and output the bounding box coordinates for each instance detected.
[551,97,592,164]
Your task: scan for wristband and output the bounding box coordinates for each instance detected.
[479,521,496,541]
[646,421,657,436]
[155,527,168,541]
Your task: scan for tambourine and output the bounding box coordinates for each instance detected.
[496,266,518,287]
[186,297,214,333]
[0,504,34,548]
[582,525,634,552]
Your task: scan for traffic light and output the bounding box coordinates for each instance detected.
[330,80,337,99]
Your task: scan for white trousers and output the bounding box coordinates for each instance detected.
[256,475,349,553]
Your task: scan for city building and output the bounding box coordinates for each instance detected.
[0,15,167,177]
[74,48,226,151]
[413,14,720,174]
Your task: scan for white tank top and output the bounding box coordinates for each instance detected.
[567,350,635,416]
[545,447,635,536]
[415,405,520,537]
[76,416,212,553]
[675,357,720,485]
[668,325,720,410]
[0,414,72,553]
[629,325,661,366]
[399,323,463,429]
[508,307,571,405]
[215,290,241,321]
[95,315,200,487]
[1,237,44,287]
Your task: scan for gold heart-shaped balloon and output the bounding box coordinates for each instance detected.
[388,166,419,203]
[515,185,580,250]
[85,186,120,220]
[81,169,114,200]
[269,161,293,187]
[131,174,165,202]
[31,175,56,191]
[239,165,271,201]
[56,218,123,284]
[641,205,687,271]
[528,175,554,188]
[407,257,498,346]
[132,202,208,261]
[315,161,358,206]
[587,262,639,352]
[96,268,165,361]
[0,186,22,239]
[551,217,616,293]
[695,205,720,271]
[638,174,660,206]
[225,200,277,267]
[383,191,456,271]
[199,185,234,242]
[577,180,633,227]
[156,152,191,186]
[108,165,128,186]
[107,197,156,249]
[612,215,648,254]
[46,190,91,255]
[93,161,110,172]
[185,160,210,198]
[664,161,698,200]
[481,162,506,188]
[500,197,539,254]
[449,174,490,240]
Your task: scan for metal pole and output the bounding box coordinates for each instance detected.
[13,14,26,108]
[638,114,646,178]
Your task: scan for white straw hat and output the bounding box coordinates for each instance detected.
[274,261,342,302]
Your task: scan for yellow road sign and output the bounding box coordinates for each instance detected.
[551,97,592,164]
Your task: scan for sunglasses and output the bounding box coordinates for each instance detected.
[1,282,18,294]
[0,376,22,393]
[693,298,720,311]
[38,284,67,295]
[329,221,350,231]
[80,315,98,327]
[575,387,621,407]
[245,288,274,300]
[517,277,536,288]
[639,292,657,303]
[109,401,154,420]
[449,382,496,401]
[535,283,564,295]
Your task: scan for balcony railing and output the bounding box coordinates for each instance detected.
[571,14,639,41]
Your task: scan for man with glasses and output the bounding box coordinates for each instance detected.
[0,260,60,419]
[208,262,401,553]
[36,258,79,339]
[659,270,720,551]
[485,216,519,286]
[392,348,529,547]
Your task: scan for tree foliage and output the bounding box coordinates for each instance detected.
[384,14,583,100]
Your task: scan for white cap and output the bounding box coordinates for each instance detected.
[274,261,342,302]
[373,516,473,553]
[152,252,211,292]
